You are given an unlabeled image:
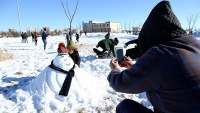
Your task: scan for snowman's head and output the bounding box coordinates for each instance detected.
[53,54,74,71]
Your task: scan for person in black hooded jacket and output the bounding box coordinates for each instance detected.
[108,1,200,113]
[67,40,80,67]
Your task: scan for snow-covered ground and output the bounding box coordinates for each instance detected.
[0,33,199,113]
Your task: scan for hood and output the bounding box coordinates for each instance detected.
[67,40,77,49]
[110,38,119,45]
[138,1,187,53]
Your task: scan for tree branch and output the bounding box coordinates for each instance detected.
[70,0,79,23]
[59,0,70,22]
[66,0,72,20]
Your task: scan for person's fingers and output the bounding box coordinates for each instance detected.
[111,58,117,63]
[110,59,113,64]
[120,62,128,68]
[124,56,132,61]
[110,58,116,69]
[123,56,129,61]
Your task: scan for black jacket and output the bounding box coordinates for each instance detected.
[69,50,80,67]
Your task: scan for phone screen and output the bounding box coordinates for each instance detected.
[115,47,124,62]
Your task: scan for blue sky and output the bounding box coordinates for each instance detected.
[0,0,199,32]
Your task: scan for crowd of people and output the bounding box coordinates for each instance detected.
[21,32,28,43]
[21,31,40,45]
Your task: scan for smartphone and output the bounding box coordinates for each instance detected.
[115,47,124,62]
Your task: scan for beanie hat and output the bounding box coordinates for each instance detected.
[105,32,110,39]
[67,40,77,49]
[138,1,187,53]
[114,38,119,45]
[57,42,67,55]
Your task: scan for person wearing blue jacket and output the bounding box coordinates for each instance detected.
[42,28,49,50]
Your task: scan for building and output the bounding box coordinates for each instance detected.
[27,27,36,35]
[82,21,121,33]
[132,27,142,35]
[132,27,141,32]
[8,28,15,32]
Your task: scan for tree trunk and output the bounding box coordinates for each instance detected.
[70,22,72,40]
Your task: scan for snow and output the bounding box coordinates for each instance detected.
[0,33,199,113]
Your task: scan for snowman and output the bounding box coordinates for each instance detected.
[25,42,105,104]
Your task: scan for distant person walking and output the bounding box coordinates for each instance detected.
[24,32,28,43]
[21,32,24,43]
[66,32,70,42]
[31,32,35,43]
[80,31,82,36]
[75,33,80,43]
[34,32,38,46]
[42,28,48,50]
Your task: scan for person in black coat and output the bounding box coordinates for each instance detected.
[105,32,110,39]
[124,39,143,59]
[67,40,80,67]
[31,32,35,43]
[75,33,80,43]
[21,32,24,43]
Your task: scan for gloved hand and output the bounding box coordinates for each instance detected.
[124,44,127,48]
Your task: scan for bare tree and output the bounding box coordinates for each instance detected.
[59,0,80,41]
[187,13,199,34]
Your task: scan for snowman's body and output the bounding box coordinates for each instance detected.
[25,54,104,104]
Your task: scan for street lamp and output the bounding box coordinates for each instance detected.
[16,0,22,33]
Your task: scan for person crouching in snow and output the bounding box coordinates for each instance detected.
[67,40,80,67]
[93,38,119,58]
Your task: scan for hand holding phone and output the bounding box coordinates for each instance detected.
[109,58,120,70]
[119,56,133,69]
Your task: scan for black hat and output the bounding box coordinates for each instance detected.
[138,1,187,53]
[114,38,119,45]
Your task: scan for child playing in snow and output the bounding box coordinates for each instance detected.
[67,40,80,67]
